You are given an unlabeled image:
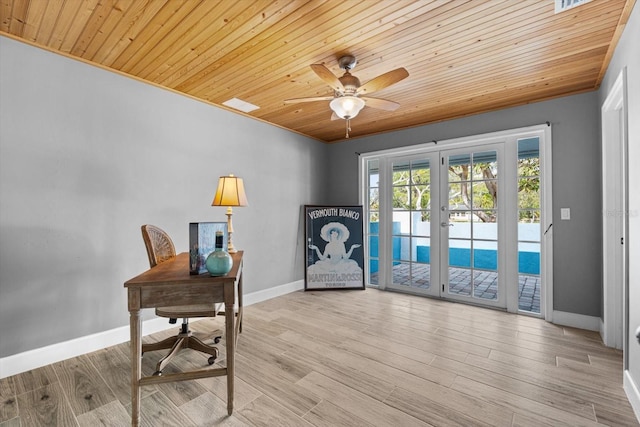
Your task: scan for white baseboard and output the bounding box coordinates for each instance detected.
[552,310,600,331]
[243,280,304,306]
[0,280,304,379]
[624,370,640,423]
[0,317,173,379]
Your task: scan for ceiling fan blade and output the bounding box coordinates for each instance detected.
[357,67,409,95]
[361,96,400,111]
[284,96,334,104]
[310,64,345,93]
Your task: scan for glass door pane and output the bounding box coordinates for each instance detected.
[517,137,541,313]
[387,156,437,295]
[366,159,380,285]
[443,147,503,307]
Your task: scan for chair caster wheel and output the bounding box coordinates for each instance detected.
[208,356,216,365]
[153,371,162,376]
[214,337,221,344]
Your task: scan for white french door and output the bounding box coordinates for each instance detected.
[362,125,551,315]
[439,145,505,308]
[380,145,505,308]
[383,153,441,297]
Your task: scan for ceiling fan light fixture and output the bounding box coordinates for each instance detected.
[330,96,365,119]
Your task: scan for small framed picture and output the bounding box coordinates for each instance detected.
[189,222,228,274]
[304,205,365,290]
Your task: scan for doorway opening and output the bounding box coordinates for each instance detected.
[361,125,552,316]
[601,68,628,356]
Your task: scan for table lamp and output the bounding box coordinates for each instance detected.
[211,174,248,253]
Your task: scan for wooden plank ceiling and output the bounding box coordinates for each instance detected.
[0,0,635,143]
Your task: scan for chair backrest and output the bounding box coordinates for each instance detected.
[141,224,176,268]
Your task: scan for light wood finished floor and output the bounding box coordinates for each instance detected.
[1,289,638,426]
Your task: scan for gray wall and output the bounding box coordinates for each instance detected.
[598,1,640,400]
[0,36,327,358]
[326,91,602,317]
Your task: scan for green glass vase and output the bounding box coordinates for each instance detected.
[205,231,232,276]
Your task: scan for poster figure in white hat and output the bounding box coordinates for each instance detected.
[308,222,362,280]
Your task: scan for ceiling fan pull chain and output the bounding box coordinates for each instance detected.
[346,118,351,138]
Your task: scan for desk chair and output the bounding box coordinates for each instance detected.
[141,224,221,375]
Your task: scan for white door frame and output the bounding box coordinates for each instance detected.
[360,124,552,317]
[601,68,628,353]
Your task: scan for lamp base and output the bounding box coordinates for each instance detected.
[225,208,238,254]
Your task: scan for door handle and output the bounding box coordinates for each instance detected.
[441,222,453,227]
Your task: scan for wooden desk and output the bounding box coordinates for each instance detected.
[124,251,243,426]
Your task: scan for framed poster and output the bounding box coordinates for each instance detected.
[304,205,365,290]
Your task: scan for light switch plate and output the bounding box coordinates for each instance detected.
[561,208,571,220]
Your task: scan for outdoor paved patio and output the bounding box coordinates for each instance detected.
[370,263,540,313]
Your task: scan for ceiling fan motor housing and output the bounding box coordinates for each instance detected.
[338,72,361,95]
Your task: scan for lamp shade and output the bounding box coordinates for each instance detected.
[329,96,365,119]
[211,175,248,207]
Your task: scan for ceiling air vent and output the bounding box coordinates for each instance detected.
[555,0,593,13]
[222,98,259,113]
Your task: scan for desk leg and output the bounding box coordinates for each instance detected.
[130,308,142,426]
[225,281,235,416]
[238,274,243,334]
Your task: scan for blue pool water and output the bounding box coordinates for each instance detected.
[369,223,540,275]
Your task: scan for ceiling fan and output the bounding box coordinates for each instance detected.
[285,55,409,138]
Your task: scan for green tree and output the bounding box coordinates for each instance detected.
[448,162,497,222]
[518,157,540,222]
[374,157,540,224]
[392,167,431,220]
